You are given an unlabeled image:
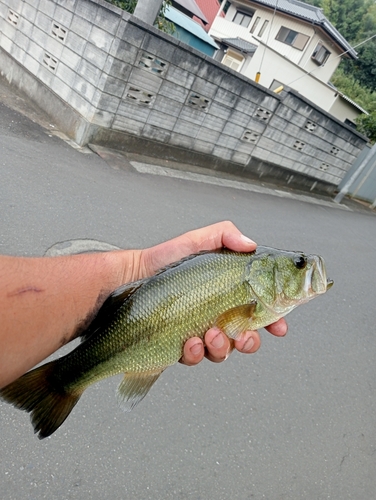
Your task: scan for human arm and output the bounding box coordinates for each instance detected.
[0,221,286,387]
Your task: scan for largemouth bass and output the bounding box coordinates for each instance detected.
[0,247,333,439]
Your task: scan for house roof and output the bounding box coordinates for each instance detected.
[338,93,369,115]
[171,0,209,24]
[165,6,219,48]
[327,82,369,115]
[222,37,258,53]
[194,0,224,30]
[241,0,357,59]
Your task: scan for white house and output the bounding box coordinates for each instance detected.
[209,0,366,125]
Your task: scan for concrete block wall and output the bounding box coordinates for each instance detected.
[247,92,364,186]
[0,0,368,192]
[0,0,124,139]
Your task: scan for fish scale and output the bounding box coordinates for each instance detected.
[0,247,333,438]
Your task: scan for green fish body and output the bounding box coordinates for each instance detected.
[0,247,333,438]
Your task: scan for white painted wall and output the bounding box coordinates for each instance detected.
[210,1,356,121]
[246,42,338,111]
[329,96,363,123]
[210,3,343,83]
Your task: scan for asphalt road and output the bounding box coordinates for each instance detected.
[1,92,376,500]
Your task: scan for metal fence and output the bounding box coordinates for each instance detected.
[336,144,376,207]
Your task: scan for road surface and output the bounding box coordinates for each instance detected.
[1,91,375,500]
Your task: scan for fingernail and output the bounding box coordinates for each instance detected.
[211,332,225,349]
[242,336,255,352]
[190,342,202,356]
[241,234,256,245]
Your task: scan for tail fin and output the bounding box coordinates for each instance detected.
[0,361,82,439]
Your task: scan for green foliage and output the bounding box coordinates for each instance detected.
[155,1,176,35]
[303,0,376,139]
[349,4,376,92]
[353,40,376,92]
[331,68,376,113]
[331,68,376,142]
[302,0,376,93]
[356,113,376,143]
[154,16,176,35]
[303,0,373,42]
[321,0,372,43]
[106,0,137,12]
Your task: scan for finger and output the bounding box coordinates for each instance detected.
[204,328,232,363]
[188,220,256,253]
[179,337,205,366]
[220,225,257,253]
[234,330,261,354]
[265,318,288,337]
[142,221,256,277]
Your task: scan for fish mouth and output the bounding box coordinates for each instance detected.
[310,256,333,294]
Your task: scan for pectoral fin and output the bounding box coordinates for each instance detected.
[214,301,257,340]
[117,370,164,412]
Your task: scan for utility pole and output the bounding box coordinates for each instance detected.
[133,0,163,25]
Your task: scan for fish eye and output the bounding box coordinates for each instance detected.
[294,255,307,269]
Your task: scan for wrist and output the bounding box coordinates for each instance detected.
[106,249,144,286]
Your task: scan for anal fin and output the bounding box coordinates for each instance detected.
[214,301,257,340]
[117,370,164,412]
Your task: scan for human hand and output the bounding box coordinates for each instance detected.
[136,221,288,365]
[180,320,287,366]
[137,220,258,279]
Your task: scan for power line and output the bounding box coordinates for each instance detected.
[286,32,376,87]
[257,0,279,76]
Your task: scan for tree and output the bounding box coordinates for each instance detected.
[356,113,376,143]
[331,68,376,142]
[107,0,137,12]
[321,0,372,43]
[298,0,376,93]
[331,68,376,113]
[353,40,376,92]
[350,3,376,92]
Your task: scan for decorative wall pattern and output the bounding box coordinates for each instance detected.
[0,0,368,189]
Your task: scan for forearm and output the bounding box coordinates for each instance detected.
[0,251,140,387]
[0,222,269,387]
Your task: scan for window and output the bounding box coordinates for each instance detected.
[311,43,331,65]
[223,1,231,14]
[258,20,269,37]
[222,50,244,71]
[232,10,254,28]
[250,16,260,34]
[275,27,309,50]
[345,118,357,129]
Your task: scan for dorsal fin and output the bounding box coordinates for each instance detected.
[80,278,148,343]
[150,250,215,276]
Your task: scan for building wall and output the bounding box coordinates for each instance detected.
[0,0,368,193]
[210,4,343,84]
[329,96,363,124]
[1,0,123,127]
[246,43,338,112]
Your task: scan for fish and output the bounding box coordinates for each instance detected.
[0,247,333,439]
